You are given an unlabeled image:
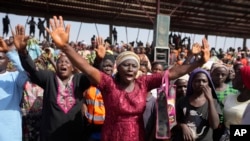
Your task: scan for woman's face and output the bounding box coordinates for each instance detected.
[151,64,163,73]
[134,48,141,54]
[192,73,209,93]
[56,55,74,80]
[175,79,188,98]
[232,65,244,90]
[140,47,146,54]
[101,59,114,76]
[117,59,139,84]
[228,68,235,80]
[211,67,229,86]
[139,65,147,75]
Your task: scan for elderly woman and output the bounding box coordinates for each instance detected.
[174,68,221,141]
[45,16,210,141]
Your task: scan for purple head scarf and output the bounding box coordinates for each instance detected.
[186,68,218,99]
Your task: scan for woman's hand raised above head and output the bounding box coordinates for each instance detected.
[0,38,9,53]
[95,36,106,59]
[191,42,201,55]
[200,38,210,64]
[45,16,70,48]
[12,25,29,52]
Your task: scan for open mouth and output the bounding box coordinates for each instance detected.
[126,73,133,77]
[125,74,134,79]
[104,70,112,74]
[59,67,67,72]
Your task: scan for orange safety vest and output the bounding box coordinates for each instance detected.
[85,86,105,125]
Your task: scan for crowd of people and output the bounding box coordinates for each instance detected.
[1,15,250,141]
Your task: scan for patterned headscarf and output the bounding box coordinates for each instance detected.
[210,63,229,74]
[240,66,250,90]
[116,51,140,68]
[186,68,218,99]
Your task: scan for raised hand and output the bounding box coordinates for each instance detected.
[45,16,70,48]
[200,38,210,63]
[95,36,106,59]
[0,38,9,53]
[12,25,29,52]
[191,42,201,55]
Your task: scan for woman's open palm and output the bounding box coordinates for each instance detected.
[201,38,210,63]
[12,25,29,51]
[95,36,106,59]
[0,38,9,52]
[46,16,70,48]
[191,42,201,55]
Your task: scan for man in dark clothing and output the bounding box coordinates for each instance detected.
[37,18,46,41]
[27,17,36,37]
[112,27,117,45]
[2,15,10,37]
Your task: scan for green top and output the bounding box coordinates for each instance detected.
[216,84,238,123]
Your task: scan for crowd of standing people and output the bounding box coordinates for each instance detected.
[1,15,250,141]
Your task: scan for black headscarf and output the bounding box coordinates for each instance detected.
[102,54,115,64]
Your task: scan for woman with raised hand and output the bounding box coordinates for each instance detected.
[13,24,105,141]
[45,16,210,141]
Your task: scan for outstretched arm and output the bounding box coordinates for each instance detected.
[12,24,56,88]
[168,38,210,80]
[11,24,36,72]
[45,16,102,85]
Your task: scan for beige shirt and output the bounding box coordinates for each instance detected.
[223,94,250,128]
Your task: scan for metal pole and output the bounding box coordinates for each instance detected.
[95,23,99,36]
[157,0,160,14]
[215,36,217,49]
[126,27,128,44]
[136,28,140,43]
[147,29,151,43]
[76,22,82,43]
[223,37,227,51]
[25,16,30,32]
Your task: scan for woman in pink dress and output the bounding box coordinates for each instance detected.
[45,16,211,141]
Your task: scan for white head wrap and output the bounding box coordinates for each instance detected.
[116,51,140,68]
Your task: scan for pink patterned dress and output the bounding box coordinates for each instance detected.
[97,71,163,141]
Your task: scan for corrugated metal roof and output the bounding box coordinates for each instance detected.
[0,0,250,38]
